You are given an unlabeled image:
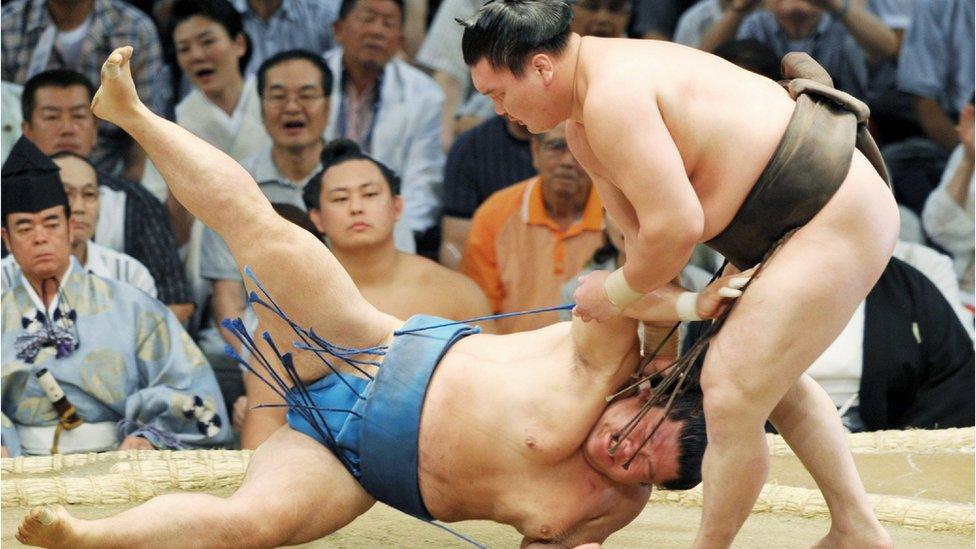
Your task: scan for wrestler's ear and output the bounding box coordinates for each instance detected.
[308,208,328,235]
[530,53,555,85]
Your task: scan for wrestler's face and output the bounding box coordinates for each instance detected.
[261,59,330,151]
[310,159,402,251]
[532,122,591,206]
[53,155,99,246]
[174,15,246,98]
[584,391,683,486]
[2,206,74,282]
[22,85,98,157]
[471,58,565,134]
[571,0,632,38]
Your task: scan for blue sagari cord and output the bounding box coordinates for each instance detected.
[221,267,577,549]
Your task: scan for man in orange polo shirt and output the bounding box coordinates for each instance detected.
[462,121,603,333]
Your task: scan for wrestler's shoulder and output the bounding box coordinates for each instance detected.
[401,254,488,298]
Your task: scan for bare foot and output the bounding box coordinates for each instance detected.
[90,45,144,126]
[812,525,893,549]
[16,505,83,548]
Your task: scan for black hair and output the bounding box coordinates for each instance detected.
[714,39,781,81]
[338,0,405,22]
[168,0,252,75]
[459,0,574,76]
[21,69,96,122]
[658,390,706,491]
[303,139,402,210]
[256,49,334,99]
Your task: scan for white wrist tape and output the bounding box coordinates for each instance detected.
[676,291,702,321]
[604,269,643,309]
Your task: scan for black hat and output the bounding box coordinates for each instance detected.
[1,137,68,220]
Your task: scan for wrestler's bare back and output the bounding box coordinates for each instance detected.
[565,38,798,241]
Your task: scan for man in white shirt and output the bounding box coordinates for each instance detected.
[1,152,156,297]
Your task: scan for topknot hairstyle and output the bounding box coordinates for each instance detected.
[303,139,402,210]
[459,0,573,77]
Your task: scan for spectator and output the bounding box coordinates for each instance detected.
[233,0,339,76]
[461,122,605,333]
[571,0,633,38]
[923,103,975,311]
[439,116,536,268]
[897,0,974,152]
[674,0,730,48]
[701,0,895,99]
[1,0,170,180]
[19,69,193,323]
[324,0,444,257]
[0,137,229,457]
[240,139,493,448]
[200,50,332,354]
[885,0,974,214]
[414,0,485,151]
[2,152,157,298]
[806,251,974,432]
[148,0,274,242]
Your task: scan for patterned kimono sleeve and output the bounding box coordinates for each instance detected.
[119,306,231,449]
[1,412,22,457]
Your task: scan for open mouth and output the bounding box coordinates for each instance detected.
[194,68,216,80]
[282,121,306,130]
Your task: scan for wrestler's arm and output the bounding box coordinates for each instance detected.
[582,83,704,296]
[622,266,754,322]
[92,47,400,352]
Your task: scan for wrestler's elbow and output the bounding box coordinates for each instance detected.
[636,209,702,255]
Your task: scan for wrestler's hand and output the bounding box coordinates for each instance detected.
[91,46,144,126]
[696,267,756,319]
[118,435,155,451]
[958,104,974,164]
[573,270,620,322]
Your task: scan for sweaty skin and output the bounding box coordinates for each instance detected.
[471,35,898,548]
[17,46,740,549]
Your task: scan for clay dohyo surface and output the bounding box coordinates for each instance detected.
[2,448,973,548]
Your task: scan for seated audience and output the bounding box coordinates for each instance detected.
[2,153,157,298]
[461,122,604,333]
[151,0,274,239]
[571,0,633,37]
[701,0,895,99]
[1,0,170,179]
[234,0,339,76]
[923,103,975,310]
[673,0,729,48]
[0,138,229,457]
[20,69,193,322]
[439,116,536,268]
[324,0,444,256]
[239,139,491,448]
[201,49,332,353]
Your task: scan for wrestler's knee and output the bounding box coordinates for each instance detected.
[700,368,774,436]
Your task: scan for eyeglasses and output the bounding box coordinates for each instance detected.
[575,0,632,13]
[263,92,326,108]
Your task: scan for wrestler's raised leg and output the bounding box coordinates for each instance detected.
[692,155,898,549]
[91,46,400,386]
[769,375,891,547]
[17,426,374,549]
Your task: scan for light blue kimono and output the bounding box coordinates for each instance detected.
[1,258,230,456]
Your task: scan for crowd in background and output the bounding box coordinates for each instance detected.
[0,0,972,456]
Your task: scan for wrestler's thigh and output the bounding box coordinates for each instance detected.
[231,425,375,544]
[701,158,898,413]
